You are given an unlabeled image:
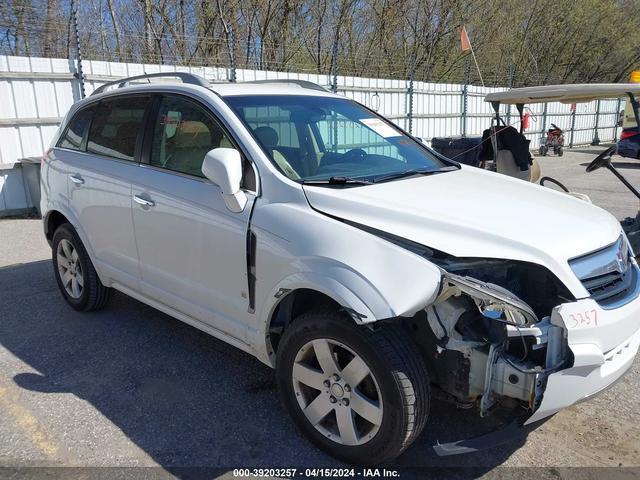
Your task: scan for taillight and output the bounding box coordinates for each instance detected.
[620,129,638,141]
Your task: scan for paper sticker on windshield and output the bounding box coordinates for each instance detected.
[360,118,401,138]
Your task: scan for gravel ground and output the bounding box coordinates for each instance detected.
[0,146,639,478]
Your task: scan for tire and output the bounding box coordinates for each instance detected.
[558,147,564,157]
[276,310,430,465]
[52,223,111,311]
[538,146,545,156]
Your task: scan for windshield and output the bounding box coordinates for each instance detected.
[224,95,451,184]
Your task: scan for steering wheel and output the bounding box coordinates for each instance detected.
[586,145,617,173]
[343,148,367,162]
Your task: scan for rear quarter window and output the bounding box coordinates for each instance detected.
[87,96,150,161]
[57,107,94,151]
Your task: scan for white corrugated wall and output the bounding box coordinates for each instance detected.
[0,55,623,215]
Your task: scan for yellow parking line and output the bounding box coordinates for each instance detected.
[0,383,59,460]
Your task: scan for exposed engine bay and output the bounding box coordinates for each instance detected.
[405,257,573,419]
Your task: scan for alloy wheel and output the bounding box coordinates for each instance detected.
[56,238,84,299]
[292,338,383,446]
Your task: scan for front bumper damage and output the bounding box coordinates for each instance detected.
[426,272,640,456]
[525,299,640,424]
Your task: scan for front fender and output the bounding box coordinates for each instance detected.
[260,267,390,328]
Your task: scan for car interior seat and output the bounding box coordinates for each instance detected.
[166,120,213,176]
[254,126,300,180]
[114,122,139,159]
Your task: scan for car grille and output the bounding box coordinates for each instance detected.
[569,235,640,309]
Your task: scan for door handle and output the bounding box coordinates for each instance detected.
[133,194,155,207]
[69,174,84,185]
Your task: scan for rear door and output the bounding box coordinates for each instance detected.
[66,95,151,289]
[130,94,256,342]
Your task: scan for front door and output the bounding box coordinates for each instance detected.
[130,94,255,342]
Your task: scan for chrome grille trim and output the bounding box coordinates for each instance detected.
[570,235,640,309]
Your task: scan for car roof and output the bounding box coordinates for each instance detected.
[210,81,335,97]
[485,83,640,105]
[89,75,337,100]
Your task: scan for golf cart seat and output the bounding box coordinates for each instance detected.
[495,149,530,181]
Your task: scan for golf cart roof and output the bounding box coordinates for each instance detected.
[485,83,640,105]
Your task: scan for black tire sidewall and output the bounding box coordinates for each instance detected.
[276,315,413,464]
[52,224,91,311]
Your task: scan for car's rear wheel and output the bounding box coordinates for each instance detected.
[52,223,111,311]
[276,310,430,465]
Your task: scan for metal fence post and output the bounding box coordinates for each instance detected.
[461,59,469,137]
[330,38,339,93]
[229,28,237,82]
[591,99,601,145]
[406,53,416,135]
[614,98,622,141]
[569,105,577,148]
[539,102,548,150]
[506,64,515,125]
[70,0,85,98]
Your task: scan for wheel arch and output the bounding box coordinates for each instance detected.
[42,207,99,278]
[266,288,341,359]
[258,270,401,366]
[44,209,70,244]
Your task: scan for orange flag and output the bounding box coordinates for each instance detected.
[460,26,471,52]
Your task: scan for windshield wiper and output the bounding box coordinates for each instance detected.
[302,176,373,186]
[373,166,458,183]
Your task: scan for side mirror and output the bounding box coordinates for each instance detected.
[201,148,247,213]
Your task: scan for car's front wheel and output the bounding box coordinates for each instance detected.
[52,223,111,311]
[276,310,430,465]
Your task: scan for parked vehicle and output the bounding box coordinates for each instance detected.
[41,74,640,464]
[539,123,565,156]
[617,126,640,159]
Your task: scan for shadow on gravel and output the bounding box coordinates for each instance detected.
[0,260,527,477]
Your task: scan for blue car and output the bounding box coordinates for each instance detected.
[618,127,640,159]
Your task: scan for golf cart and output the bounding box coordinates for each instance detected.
[484,84,640,252]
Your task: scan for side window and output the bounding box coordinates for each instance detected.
[87,96,150,161]
[57,107,94,151]
[150,96,235,178]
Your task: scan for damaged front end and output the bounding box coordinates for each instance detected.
[404,258,576,452]
[422,273,568,416]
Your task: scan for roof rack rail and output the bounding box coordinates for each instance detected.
[91,72,209,96]
[244,79,328,92]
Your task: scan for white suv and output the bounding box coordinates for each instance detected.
[41,73,640,464]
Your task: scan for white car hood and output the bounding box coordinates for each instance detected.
[303,166,622,297]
